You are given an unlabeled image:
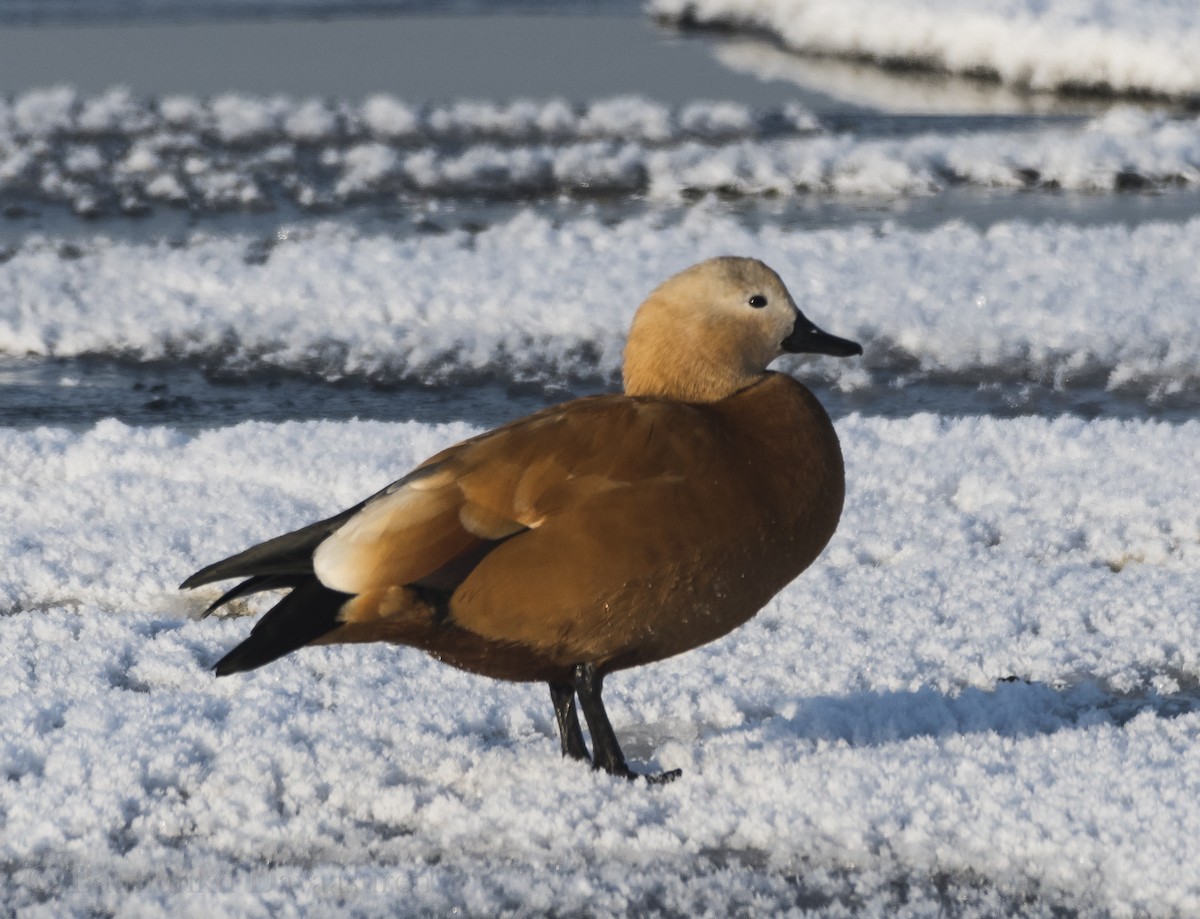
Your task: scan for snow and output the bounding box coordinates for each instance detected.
[2,413,1199,915]
[3,0,1195,913]
[651,0,1200,100]
[2,212,1198,398]
[712,39,1077,115]
[3,11,1198,913]
[5,89,1200,214]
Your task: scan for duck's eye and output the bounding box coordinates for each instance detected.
[748,294,768,309]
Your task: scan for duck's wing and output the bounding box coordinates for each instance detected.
[182,395,692,602]
[179,404,562,673]
[187,394,720,677]
[179,449,512,621]
[311,395,708,598]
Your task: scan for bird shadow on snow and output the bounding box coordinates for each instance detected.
[88,607,1200,766]
[710,677,1200,753]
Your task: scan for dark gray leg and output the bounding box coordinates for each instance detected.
[572,663,681,784]
[549,681,590,762]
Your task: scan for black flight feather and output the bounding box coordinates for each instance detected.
[212,579,352,676]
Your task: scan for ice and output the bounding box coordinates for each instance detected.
[1,413,1199,915]
[8,85,77,135]
[651,0,1200,99]
[209,94,290,144]
[0,0,634,26]
[333,143,399,196]
[713,39,1079,114]
[1,212,1198,398]
[282,98,339,142]
[5,90,1200,215]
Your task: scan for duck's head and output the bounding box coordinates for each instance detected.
[622,256,862,402]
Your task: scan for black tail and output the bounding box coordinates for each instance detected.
[185,465,452,676]
[201,573,304,618]
[213,579,352,676]
[180,502,365,592]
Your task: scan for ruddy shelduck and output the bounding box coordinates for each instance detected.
[183,256,862,782]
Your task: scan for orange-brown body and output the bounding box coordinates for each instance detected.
[311,374,845,683]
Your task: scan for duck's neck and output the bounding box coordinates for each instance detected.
[622,302,765,403]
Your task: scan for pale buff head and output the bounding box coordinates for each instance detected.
[622,257,860,402]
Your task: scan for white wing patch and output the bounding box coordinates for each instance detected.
[313,482,466,594]
[312,473,530,595]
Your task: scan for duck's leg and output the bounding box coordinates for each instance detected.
[572,663,681,784]
[548,681,590,762]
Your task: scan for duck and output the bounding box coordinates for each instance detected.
[182,256,862,783]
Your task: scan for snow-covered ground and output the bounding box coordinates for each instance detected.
[2,413,1199,916]
[4,200,1198,915]
[652,0,1200,100]
[5,3,1200,914]
[3,212,1198,399]
[5,89,1200,214]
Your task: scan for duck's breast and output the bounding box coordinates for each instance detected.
[447,374,846,672]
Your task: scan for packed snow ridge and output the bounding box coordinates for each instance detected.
[2,211,1198,398]
[0,88,815,214]
[652,0,1200,100]
[3,88,1200,214]
[2,414,1199,916]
